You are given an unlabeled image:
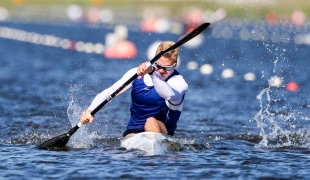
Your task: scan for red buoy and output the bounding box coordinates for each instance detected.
[286,81,299,91]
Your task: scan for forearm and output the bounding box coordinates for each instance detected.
[87,89,111,111]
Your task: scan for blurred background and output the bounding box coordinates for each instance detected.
[1,0,310,59]
[1,0,310,23]
[1,0,309,27]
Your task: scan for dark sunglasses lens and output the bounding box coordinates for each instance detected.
[155,63,166,70]
[154,62,175,70]
[159,65,167,70]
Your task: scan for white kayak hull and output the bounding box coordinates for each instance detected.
[120,132,180,155]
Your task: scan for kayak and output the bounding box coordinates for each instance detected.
[120,132,181,155]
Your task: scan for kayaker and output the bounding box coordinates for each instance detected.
[79,41,188,137]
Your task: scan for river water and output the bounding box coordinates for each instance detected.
[1,20,310,179]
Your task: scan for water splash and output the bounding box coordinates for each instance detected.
[66,97,94,148]
[253,87,310,149]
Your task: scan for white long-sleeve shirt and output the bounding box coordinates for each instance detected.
[87,68,188,111]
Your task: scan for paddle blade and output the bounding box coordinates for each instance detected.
[37,125,79,150]
[37,133,70,150]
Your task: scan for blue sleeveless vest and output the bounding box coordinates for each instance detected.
[127,70,183,134]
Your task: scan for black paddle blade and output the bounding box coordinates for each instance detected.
[37,133,70,150]
[37,125,79,150]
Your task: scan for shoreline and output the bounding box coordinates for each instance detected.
[1,0,309,23]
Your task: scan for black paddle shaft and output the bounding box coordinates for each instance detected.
[37,22,210,150]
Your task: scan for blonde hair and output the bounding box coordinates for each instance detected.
[155,41,179,63]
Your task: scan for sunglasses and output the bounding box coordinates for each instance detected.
[153,62,176,71]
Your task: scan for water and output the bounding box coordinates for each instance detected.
[1,20,310,179]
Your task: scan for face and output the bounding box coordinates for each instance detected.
[153,56,176,79]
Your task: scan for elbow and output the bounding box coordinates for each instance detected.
[166,91,180,101]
